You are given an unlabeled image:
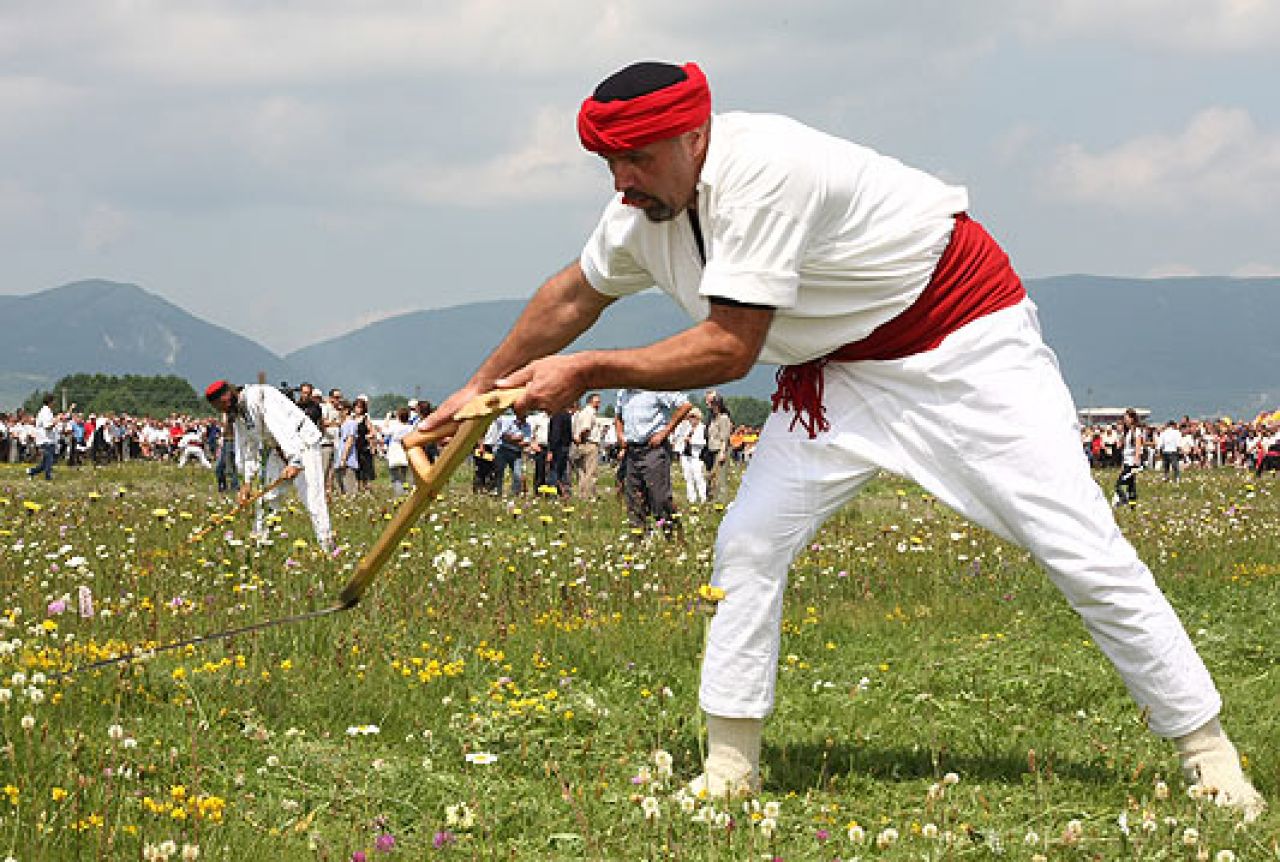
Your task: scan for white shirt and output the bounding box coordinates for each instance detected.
[1159,427,1183,454]
[382,418,411,468]
[581,112,969,365]
[33,405,55,446]
[233,384,323,479]
[320,400,342,445]
[671,418,706,457]
[572,403,601,444]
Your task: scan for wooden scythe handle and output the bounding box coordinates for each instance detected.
[337,387,526,607]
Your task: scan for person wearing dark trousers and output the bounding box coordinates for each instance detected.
[26,395,58,481]
[1113,408,1144,507]
[547,406,574,493]
[614,389,691,535]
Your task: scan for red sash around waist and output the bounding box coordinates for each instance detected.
[771,213,1026,438]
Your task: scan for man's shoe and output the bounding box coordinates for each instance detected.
[1176,718,1267,821]
[685,715,763,801]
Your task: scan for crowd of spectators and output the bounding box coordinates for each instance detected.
[466,389,763,503]
[6,392,1279,494]
[0,407,224,468]
[1081,415,1280,476]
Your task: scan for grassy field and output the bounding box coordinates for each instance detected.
[0,457,1277,860]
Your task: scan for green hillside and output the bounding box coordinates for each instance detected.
[0,279,295,410]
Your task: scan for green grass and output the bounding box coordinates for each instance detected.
[0,460,1277,860]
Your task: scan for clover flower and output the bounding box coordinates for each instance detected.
[652,749,673,778]
[445,802,474,829]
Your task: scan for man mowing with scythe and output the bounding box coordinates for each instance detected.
[421,61,1265,817]
[205,379,335,554]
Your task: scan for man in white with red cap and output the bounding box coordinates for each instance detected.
[205,380,334,553]
[422,61,1263,817]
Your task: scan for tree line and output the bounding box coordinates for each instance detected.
[22,373,209,417]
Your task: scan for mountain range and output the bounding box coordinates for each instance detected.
[1,276,1276,421]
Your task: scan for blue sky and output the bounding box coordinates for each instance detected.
[1,1,1277,352]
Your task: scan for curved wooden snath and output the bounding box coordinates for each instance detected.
[337,387,525,608]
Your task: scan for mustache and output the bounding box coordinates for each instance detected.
[622,188,654,204]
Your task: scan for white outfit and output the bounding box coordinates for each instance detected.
[697,303,1217,736]
[671,419,708,503]
[580,111,1220,740]
[233,384,332,549]
[33,405,55,446]
[177,432,212,468]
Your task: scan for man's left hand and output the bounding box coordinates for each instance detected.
[279,464,302,482]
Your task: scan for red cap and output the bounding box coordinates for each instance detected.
[578,62,711,153]
[204,380,231,402]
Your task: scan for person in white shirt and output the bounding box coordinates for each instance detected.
[569,393,604,499]
[1158,422,1184,482]
[176,426,213,469]
[420,61,1263,816]
[320,387,344,492]
[204,380,334,552]
[382,407,413,496]
[670,407,708,504]
[26,394,58,480]
[1113,408,1144,506]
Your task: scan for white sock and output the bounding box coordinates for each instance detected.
[1175,717,1266,821]
[688,715,762,799]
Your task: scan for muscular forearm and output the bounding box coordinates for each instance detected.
[468,262,614,389]
[576,304,772,392]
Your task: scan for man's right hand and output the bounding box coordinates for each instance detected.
[237,486,252,507]
[417,385,488,436]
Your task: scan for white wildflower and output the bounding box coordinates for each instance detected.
[876,827,899,849]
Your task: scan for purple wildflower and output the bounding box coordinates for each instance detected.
[433,831,456,849]
[374,833,395,852]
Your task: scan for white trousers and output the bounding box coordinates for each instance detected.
[681,453,708,503]
[254,446,333,547]
[178,446,212,468]
[700,300,1219,738]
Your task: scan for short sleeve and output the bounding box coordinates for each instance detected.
[699,206,806,309]
[580,201,655,298]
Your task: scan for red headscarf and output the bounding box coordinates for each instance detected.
[578,62,711,153]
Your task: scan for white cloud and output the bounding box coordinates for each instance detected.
[6,1,692,87]
[1144,263,1200,278]
[0,76,82,139]
[80,204,133,253]
[367,105,600,207]
[1015,0,1280,53]
[1046,107,1280,212]
[243,97,335,168]
[1232,263,1280,277]
[0,179,45,226]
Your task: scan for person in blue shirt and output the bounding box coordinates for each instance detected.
[492,408,532,496]
[614,389,690,534]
